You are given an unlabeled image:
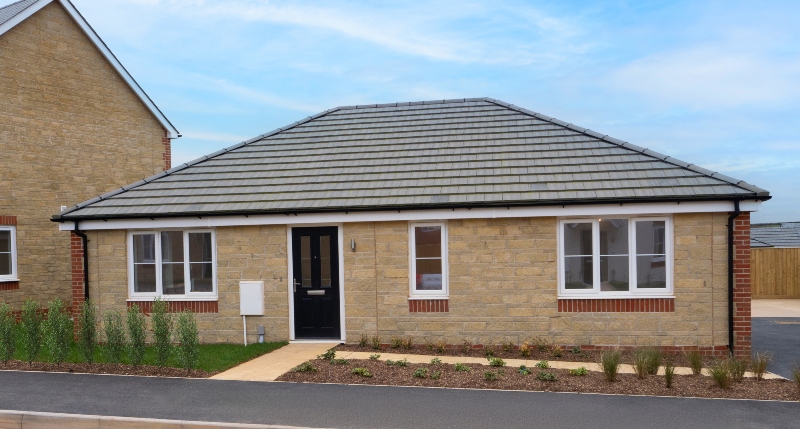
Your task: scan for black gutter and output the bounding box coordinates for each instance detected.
[727,200,741,354]
[73,221,89,301]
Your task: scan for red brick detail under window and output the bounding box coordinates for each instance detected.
[733,212,752,358]
[163,129,172,171]
[0,281,19,291]
[128,300,219,314]
[409,299,449,313]
[70,233,85,315]
[0,215,17,226]
[558,298,675,313]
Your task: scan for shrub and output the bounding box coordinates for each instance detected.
[401,337,414,350]
[502,341,515,353]
[44,298,72,365]
[126,305,146,367]
[600,349,621,382]
[483,344,496,357]
[430,357,442,365]
[292,361,317,372]
[371,336,381,350]
[792,366,800,394]
[461,340,473,354]
[0,303,16,364]
[176,310,200,372]
[352,367,372,377]
[424,338,434,351]
[454,362,471,372]
[19,300,42,365]
[483,371,498,381]
[686,350,703,375]
[369,354,381,360]
[103,311,126,365]
[570,346,582,355]
[664,361,676,388]
[536,371,557,381]
[550,344,563,358]
[729,356,747,383]
[318,349,336,360]
[532,337,548,352]
[330,358,349,365]
[435,341,447,354]
[430,370,442,380]
[643,347,662,375]
[569,367,588,376]
[151,298,173,368]
[386,359,408,367]
[708,359,733,389]
[518,365,531,375]
[413,368,428,378]
[535,360,549,369]
[77,300,98,364]
[519,342,530,357]
[358,334,369,348]
[751,352,771,381]
[389,337,402,349]
[633,348,649,379]
[488,357,505,367]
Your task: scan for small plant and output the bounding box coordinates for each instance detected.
[729,356,747,383]
[318,348,336,360]
[292,361,317,372]
[461,340,473,354]
[454,362,471,372]
[330,358,350,365]
[358,334,369,348]
[430,357,442,365]
[502,341,515,353]
[751,352,771,381]
[488,357,506,367]
[371,335,381,350]
[386,359,408,367]
[103,311,126,365]
[435,341,447,354]
[708,359,733,389]
[536,371,557,381]
[550,344,563,358]
[19,300,43,365]
[664,360,676,388]
[43,298,72,366]
[425,338,434,351]
[519,342,530,357]
[413,368,429,378]
[401,337,414,350]
[686,350,703,375]
[77,300,98,364]
[176,310,200,373]
[792,366,800,394]
[352,367,372,377]
[643,347,662,375]
[126,305,146,367]
[0,303,15,364]
[570,346,582,355]
[483,371,499,381]
[518,365,531,375]
[390,337,403,349]
[483,344,496,357]
[430,370,442,380]
[535,360,549,369]
[369,354,381,360]
[569,367,588,376]
[633,348,649,379]
[532,337,548,352]
[600,349,621,382]
[151,298,173,368]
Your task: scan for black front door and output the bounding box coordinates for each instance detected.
[292,227,340,339]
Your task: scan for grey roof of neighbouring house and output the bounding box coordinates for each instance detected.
[751,223,800,248]
[0,0,37,26]
[53,98,770,221]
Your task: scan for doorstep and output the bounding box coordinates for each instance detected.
[211,343,334,382]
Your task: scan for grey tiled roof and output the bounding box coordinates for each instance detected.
[0,0,37,26]
[751,223,800,248]
[54,98,770,220]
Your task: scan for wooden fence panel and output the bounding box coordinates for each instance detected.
[751,248,800,298]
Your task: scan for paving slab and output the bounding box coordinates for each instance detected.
[753,299,800,317]
[211,343,334,382]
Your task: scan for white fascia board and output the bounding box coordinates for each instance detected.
[58,200,761,231]
[0,0,179,137]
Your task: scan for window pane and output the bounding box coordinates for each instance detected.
[133,234,155,263]
[161,231,184,262]
[133,264,156,293]
[190,263,214,292]
[600,255,629,291]
[637,256,667,288]
[415,226,441,258]
[0,231,9,253]
[636,221,666,255]
[301,235,311,287]
[320,235,331,288]
[188,233,212,262]
[564,223,592,256]
[162,263,185,294]
[600,219,628,255]
[0,253,10,276]
[415,258,442,291]
[564,256,593,289]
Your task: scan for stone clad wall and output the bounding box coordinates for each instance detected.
[0,2,168,309]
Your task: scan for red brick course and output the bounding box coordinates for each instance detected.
[558,298,675,313]
[732,212,751,358]
[128,300,219,314]
[409,299,449,313]
[0,281,19,291]
[70,232,85,315]
[162,129,171,170]
[0,215,17,226]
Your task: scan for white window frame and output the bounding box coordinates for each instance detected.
[408,222,449,298]
[557,216,673,298]
[127,229,217,300]
[0,226,17,281]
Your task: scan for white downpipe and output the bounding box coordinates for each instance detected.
[242,316,247,346]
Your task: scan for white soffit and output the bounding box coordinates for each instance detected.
[0,0,179,137]
[58,200,761,231]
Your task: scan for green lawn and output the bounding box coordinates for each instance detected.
[10,341,287,373]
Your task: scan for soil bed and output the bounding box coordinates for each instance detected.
[278,359,798,401]
[0,360,215,378]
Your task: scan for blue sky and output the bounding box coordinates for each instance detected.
[71,0,799,223]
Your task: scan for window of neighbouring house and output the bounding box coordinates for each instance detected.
[0,226,17,281]
[128,230,216,299]
[559,217,672,297]
[409,223,448,297]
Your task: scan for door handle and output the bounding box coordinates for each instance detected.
[294,280,300,292]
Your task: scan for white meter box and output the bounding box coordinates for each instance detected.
[239,281,264,316]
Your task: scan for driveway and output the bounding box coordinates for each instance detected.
[753,317,800,379]
[0,371,797,429]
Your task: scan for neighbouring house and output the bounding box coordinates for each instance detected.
[0,0,178,310]
[52,98,767,357]
[751,222,800,299]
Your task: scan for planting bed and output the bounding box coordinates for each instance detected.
[0,360,213,378]
[278,359,798,401]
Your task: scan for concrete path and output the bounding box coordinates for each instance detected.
[753,299,800,317]
[211,343,334,382]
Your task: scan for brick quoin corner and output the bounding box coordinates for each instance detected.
[70,232,85,316]
[733,212,752,358]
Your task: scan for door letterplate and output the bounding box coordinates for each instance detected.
[307,290,325,296]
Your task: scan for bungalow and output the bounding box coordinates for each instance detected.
[52,98,767,357]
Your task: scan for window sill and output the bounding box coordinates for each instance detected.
[558,295,675,300]
[127,297,218,302]
[408,296,449,300]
